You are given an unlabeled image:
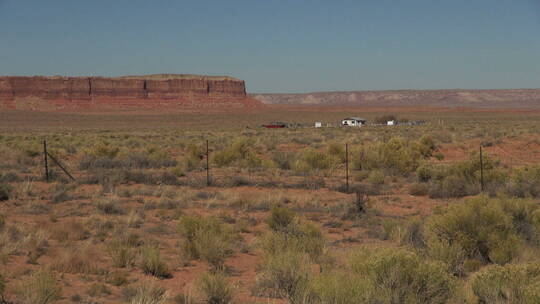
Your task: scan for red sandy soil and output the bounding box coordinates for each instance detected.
[436,136,540,166]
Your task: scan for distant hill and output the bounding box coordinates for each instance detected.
[252,89,540,108]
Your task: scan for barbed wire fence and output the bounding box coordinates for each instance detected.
[26,138,535,197]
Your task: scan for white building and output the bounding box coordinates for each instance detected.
[387,120,396,126]
[341,117,366,127]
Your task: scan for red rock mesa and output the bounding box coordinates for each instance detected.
[0,74,262,111]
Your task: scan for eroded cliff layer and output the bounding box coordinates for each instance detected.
[0,74,261,110]
[252,89,540,108]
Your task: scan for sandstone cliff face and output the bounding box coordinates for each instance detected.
[0,74,258,110]
[252,89,540,108]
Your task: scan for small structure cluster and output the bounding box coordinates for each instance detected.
[341,117,367,127]
[263,117,426,129]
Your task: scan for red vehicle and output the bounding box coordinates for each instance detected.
[262,122,287,128]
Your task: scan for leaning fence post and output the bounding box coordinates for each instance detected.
[47,152,76,182]
[43,140,49,182]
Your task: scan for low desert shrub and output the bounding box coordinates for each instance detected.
[308,271,372,304]
[96,197,125,215]
[352,137,427,176]
[17,269,62,304]
[505,165,540,198]
[255,248,311,303]
[197,272,235,304]
[259,226,325,263]
[107,271,129,287]
[140,245,171,278]
[212,137,262,169]
[0,171,20,183]
[272,152,296,170]
[263,207,325,261]
[367,170,385,185]
[257,208,327,302]
[120,148,177,169]
[79,143,121,170]
[470,263,540,304]
[415,135,437,157]
[294,149,338,173]
[326,142,345,162]
[422,152,506,198]
[409,182,429,196]
[349,248,455,304]
[266,206,297,233]
[399,218,425,249]
[87,283,112,297]
[424,197,540,274]
[0,274,5,302]
[80,144,175,170]
[178,215,238,270]
[0,183,12,201]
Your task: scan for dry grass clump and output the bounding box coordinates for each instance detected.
[24,230,49,264]
[0,223,49,264]
[197,271,236,304]
[52,244,100,274]
[125,210,145,228]
[16,269,62,304]
[50,183,74,203]
[263,207,325,261]
[126,280,169,304]
[178,215,238,270]
[50,220,90,242]
[255,248,312,302]
[96,196,125,215]
[255,207,327,301]
[107,238,138,268]
[140,245,171,278]
[266,206,296,233]
[87,282,112,297]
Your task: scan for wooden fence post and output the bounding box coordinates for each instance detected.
[43,140,49,182]
[480,145,484,193]
[346,143,349,192]
[206,140,210,186]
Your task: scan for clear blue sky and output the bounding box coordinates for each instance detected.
[1,0,539,93]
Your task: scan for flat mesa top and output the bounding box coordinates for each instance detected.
[120,74,242,81]
[0,74,242,81]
